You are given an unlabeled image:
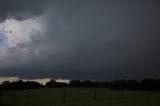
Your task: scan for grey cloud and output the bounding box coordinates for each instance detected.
[0,0,160,80]
[0,0,53,22]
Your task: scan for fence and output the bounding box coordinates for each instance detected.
[0,88,159,105]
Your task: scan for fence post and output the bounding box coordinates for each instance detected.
[26,90,29,104]
[12,92,17,104]
[0,89,2,101]
[94,89,97,101]
[121,89,125,99]
[63,91,66,103]
[147,90,151,99]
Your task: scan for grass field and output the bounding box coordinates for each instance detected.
[0,88,160,106]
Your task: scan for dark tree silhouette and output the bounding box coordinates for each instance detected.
[0,79,160,91]
[45,79,56,88]
[45,79,68,88]
[0,80,42,90]
[126,80,139,90]
[69,80,81,87]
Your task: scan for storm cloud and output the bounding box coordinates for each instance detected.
[0,0,52,22]
[0,0,160,80]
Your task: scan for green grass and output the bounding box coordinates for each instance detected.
[0,88,160,106]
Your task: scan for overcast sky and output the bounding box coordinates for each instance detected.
[0,0,160,80]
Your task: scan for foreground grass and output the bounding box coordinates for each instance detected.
[0,88,160,106]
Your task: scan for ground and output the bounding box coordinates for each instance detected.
[0,88,160,106]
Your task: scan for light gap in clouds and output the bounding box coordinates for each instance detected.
[0,16,45,48]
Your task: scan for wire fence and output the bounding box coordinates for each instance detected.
[0,88,160,105]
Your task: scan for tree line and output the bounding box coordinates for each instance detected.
[0,79,160,91]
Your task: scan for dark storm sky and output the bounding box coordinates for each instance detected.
[0,0,160,80]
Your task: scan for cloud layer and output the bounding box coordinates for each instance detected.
[0,0,160,80]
